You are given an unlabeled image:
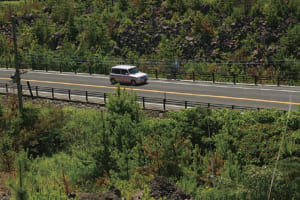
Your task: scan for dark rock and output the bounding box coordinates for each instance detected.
[43,7,52,14]
[47,32,64,50]
[86,4,94,14]
[150,176,191,200]
[132,191,143,200]
[198,3,210,14]
[0,193,10,200]
[185,36,193,41]
[77,186,122,200]
[297,51,300,59]
[22,13,36,23]
[68,192,76,198]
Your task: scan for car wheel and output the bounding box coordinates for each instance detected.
[131,80,136,86]
[111,78,116,84]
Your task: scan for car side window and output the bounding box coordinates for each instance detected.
[112,68,120,74]
[121,69,128,75]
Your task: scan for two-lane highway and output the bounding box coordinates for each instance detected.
[1,68,300,110]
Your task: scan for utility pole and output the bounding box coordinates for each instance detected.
[10,6,23,113]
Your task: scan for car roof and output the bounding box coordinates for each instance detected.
[111,65,136,70]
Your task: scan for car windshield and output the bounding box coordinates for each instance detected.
[129,67,139,74]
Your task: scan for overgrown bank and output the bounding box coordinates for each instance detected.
[0,86,300,199]
[0,0,299,78]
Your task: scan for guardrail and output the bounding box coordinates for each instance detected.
[0,82,264,112]
[147,69,300,86]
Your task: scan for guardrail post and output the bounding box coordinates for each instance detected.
[104,93,106,104]
[52,88,54,99]
[155,69,158,79]
[59,56,62,73]
[36,86,38,97]
[27,81,33,98]
[5,83,8,93]
[163,98,166,112]
[31,56,35,70]
[192,71,195,82]
[208,103,210,108]
[142,97,145,109]
[233,73,236,85]
[88,61,92,75]
[74,66,77,74]
[212,72,215,83]
[232,105,235,110]
[185,101,188,109]
[45,64,48,72]
[254,75,257,85]
[277,76,280,87]
[86,91,88,103]
[68,90,71,101]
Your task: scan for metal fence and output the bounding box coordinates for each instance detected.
[0,82,264,112]
[1,56,299,86]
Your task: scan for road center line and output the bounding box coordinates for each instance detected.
[1,77,300,105]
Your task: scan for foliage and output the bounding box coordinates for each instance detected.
[7,150,29,200]
[165,0,186,14]
[106,84,142,121]
[0,33,8,56]
[263,0,287,28]
[157,35,182,59]
[280,23,300,58]
[1,90,300,199]
[32,16,52,45]
[0,0,298,79]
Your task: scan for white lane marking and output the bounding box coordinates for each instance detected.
[153,80,300,93]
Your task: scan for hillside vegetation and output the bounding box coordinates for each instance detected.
[0,0,299,77]
[0,86,300,199]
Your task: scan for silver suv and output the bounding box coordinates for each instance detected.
[110,65,148,85]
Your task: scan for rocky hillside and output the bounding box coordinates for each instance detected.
[0,0,299,73]
[116,4,299,63]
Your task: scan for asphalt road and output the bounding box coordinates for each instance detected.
[1,68,300,111]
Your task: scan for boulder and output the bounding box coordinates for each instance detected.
[22,13,36,24]
[47,32,64,50]
[150,176,191,200]
[77,186,122,200]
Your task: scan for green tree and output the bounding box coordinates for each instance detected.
[280,24,300,58]
[168,106,217,150]
[118,0,129,11]
[106,84,141,121]
[109,114,137,180]
[0,33,8,56]
[165,0,186,14]
[32,16,51,45]
[264,0,287,28]
[8,150,29,200]
[67,14,78,42]
[157,35,182,60]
